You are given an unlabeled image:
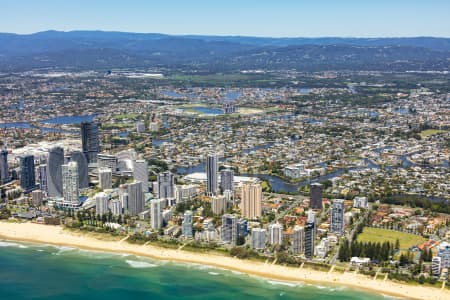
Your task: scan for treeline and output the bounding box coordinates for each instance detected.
[376,194,450,214]
[338,239,395,262]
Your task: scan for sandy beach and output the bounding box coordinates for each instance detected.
[0,221,448,300]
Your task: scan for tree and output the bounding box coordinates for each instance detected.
[395,238,400,251]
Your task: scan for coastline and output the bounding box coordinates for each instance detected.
[0,222,448,300]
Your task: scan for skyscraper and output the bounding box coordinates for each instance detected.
[98,168,112,190]
[330,199,345,234]
[62,161,80,206]
[269,223,283,245]
[95,192,109,215]
[47,147,64,197]
[127,181,144,216]
[182,210,193,238]
[157,171,174,199]
[38,164,48,194]
[151,199,162,230]
[310,182,323,209]
[19,154,36,192]
[110,199,122,216]
[220,168,234,193]
[206,153,218,196]
[133,160,149,192]
[97,154,117,172]
[70,151,89,189]
[305,210,316,258]
[251,228,266,250]
[81,121,100,163]
[0,147,8,184]
[240,182,262,219]
[293,226,305,254]
[221,214,237,245]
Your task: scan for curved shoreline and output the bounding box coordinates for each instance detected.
[0,222,448,300]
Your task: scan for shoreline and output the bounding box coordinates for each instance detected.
[0,222,448,300]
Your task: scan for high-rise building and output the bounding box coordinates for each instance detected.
[151,199,162,230]
[293,226,305,254]
[98,168,112,190]
[310,183,323,209]
[19,155,36,192]
[95,192,109,215]
[97,154,117,172]
[133,160,149,192]
[220,168,234,192]
[70,151,89,188]
[212,196,227,215]
[221,214,237,245]
[110,199,122,216]
[330,199,345,234]
[251,228,266,250]
[47,147,64,197]
[0,147,8,184]
[432,257,442,276]
[206,154,218,196]
[31,190,44,206]
[269,223,283,245]
[240,182,262,219]
[62,161,80,206]
[305,210,316,258]
[81,121,100,163]
[38,164,48,194]
[182,210,193,238]
[127,181,144,216]
[437,241,450,269]
[157,171,174,199]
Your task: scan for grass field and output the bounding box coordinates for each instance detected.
[419,129,448,138]
[357,227,426,250]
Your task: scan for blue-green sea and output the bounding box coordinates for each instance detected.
[0,240,392,300]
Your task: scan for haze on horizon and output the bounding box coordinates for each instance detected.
[2,0,450,38]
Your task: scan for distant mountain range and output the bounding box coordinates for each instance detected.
[0,30,449,72]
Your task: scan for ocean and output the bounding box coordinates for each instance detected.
[0,240,390,300]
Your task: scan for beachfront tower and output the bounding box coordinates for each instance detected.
[47,146,64,197]
[81,121,100,163]
[133,159,149,192]
[19,154,36,192]
[206,153,218,196]
[62,161,80,206]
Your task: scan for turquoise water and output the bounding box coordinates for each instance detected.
[0,240,389,300]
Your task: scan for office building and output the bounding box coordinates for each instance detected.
[310,183,323,209]
[182,210,193,238]
[330,199,345,234]
[269,223,283,245]
[95,192,109,215]
[212,196,227,215]
[98,168,112,190]
[220,168,234,192]
[38,164,48,194]
[293,226,305,254]
[157,171,174,199]
[240,182,262,219]
[81,121,100,163]
[151,199,163,230]
[70,151,89,188]
[0,147,8,184]
[206,153,218,196]
[62,161,80,206]
[19,155,36,192]
[251,228,266,250]
[133,160,149,192]
[47,147,64,197]
[127,181,144,216]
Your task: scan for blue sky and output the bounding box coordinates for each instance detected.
[1,0,450,37]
